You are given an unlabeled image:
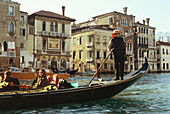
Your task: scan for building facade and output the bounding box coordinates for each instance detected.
[156,41,170,72]
[134,19,157,72]
[0,0,20,70]
[72,25,113,73]
[28,7,75,70]
[72,7,136,73]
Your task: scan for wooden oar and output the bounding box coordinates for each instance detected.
[88,48,114,85]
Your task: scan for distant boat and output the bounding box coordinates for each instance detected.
[0,58,149,110]
[66,68,78,75]
[0,67,70,80]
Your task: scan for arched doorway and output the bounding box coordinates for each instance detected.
[9,58,14,65]
[60,58,66,71]
[51,57,57,68]
[41,57,47,68]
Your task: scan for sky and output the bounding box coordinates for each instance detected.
[14,0,170,34]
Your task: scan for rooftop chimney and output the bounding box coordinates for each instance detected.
[123,7,128,15]
[62,6,65,16]
[146,18,150,26]
[143,20,145,25]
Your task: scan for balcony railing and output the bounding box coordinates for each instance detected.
[126,51,133,55]
[86,57,93,63]
[61,33,67,38]
[41,31,49,36]
[86,42,93,48]
[50,32,56,37]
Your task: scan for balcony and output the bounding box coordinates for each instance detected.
[41,31,49,36]
[61,33,67,38]
[50,32,56,37]
[126,51,133,55]
[86,57,93,63]
[86,42,93,48]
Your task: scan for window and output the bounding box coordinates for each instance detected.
[130,65,133,70]
[73,38,76,45]
[79,51,81,59]
[3,41,7,51]
[9,6,14,16]
[97,51,100,59]
[167,63,169,70]
[62,24,65,33]
[42,21,46,31]
[129,20,132,26]
[62,41,65,53]
[20,43,24,48]
[9,22,14,33]
[50,22,54,31]
[109,17,113,24]
[104,63,107,69]
[73,51,76,59]
[55,23,58,32]
[166,49,168,54]
[20,28,25,36]
[163,63,165,69]
[29,27,33,34]
[97,63,100,68]
[104,52,106,59]
[42,39,46,50]
[130,56,133,61]
[163,48,165,54]
[79,37,82,45]
[20,16,24,22]
[157,49,159,54]
[110,54,113,59]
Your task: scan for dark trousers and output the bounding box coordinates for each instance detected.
[114,55,125,80]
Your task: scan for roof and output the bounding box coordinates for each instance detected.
[30,10,75,22]
[93,11,135,19]
[156,41,170,46]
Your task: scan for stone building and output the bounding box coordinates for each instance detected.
[0,0,20,70]
[156,41,170,72]
[20,11,31,70]
[28,6,75,70]
[72,25,113,73]
[72,7,136,73]
[134,19,157,72]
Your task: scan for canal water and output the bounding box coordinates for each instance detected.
[1,73,170,113]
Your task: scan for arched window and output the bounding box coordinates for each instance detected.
[3,41,7,51]
[9,22,14,33]
[42,21,46,31]
[50,22,53,31]
[55,23,58,32]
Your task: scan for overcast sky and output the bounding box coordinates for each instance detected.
[14,0,170,34]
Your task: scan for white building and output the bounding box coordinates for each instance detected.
[156,41,170,72]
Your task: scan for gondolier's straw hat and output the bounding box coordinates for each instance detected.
[113,30,120,34]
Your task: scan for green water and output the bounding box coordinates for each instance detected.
[1,73,170,113]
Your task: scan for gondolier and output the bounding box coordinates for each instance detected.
[108,30,139,80]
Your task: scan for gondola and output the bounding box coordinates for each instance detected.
[0,57,149,110]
